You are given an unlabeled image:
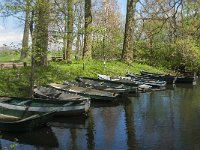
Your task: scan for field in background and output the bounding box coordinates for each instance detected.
[0,51,20,62]
[0,50,63,63]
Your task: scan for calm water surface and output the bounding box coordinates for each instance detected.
[1,84,200,150]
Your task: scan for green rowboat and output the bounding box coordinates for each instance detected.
[0,110,55,132]
[0,97,90,117]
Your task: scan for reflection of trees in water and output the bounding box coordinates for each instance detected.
[100,106,121,148]
[70,129,77,150]
[168,90,175,129]
[51,127,71,149]
[177,85,200,148]
[86,110,95,150]
[50,115,90,149]
[132,90,181,149]
[135,87,200,149]
[0,127,59,149]
[124,100,136,150]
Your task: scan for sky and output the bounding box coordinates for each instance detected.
[0,0,127,48]
[0,17,23,47]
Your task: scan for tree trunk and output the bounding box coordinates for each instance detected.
[20,0,31,60]
[121,0,137,64]
[66,0,73,63]
[75,12,82,59]
[29,10,35,98]
[76,32,80,59]
[75,1,84,58]
[63,12,67,60]
[34,0,50,66]
[83,0,92,60]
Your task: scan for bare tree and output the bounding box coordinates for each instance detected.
[92,0,122,60]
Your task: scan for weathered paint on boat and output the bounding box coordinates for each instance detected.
[75,76,138,95]
[128,72,177,84]
[48,83,119,101]
[0,110,55,132]
[0,97,90,116]
[34,86,89,101]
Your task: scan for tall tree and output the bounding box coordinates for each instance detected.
[66,0,73,63]
[20,0,31,60]
[74,0,84,59]
[34,0,50,66]
[83,0,92,59]
[122,0,138,63]
[75,11,82,58]
[63,1,67,60]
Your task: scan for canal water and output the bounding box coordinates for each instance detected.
[1,84,200,150]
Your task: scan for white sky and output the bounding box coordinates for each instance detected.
[0,0,126,48]
[0,16,24,47]
[0,25,23,47]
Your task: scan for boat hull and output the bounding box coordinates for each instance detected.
[0,111,55,132]
[76,76,138,95]
[48,83,119,101]
[175,77,196,84]
[139,71,177,84]
[0,97,90,116]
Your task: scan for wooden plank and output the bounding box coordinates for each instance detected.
[51,56,63,62]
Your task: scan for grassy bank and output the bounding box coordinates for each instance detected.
[0,60,169,97]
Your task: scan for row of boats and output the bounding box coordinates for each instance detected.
[0,71,197,132]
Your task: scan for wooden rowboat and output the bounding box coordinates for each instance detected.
[48,83,119,101]
[0,110,55,132]
[75,76,138,95]
[140,71,177,84]
[176,76,197,84]
[34,86,89,101]
[0,97,90,117]
[140,71,197,84]
[97,74,139,87]
[98,74,166,90]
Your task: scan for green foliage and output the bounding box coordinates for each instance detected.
[2,0,200,74]
[135,37,200,72]
[92,27,124,60]
[172,38,200,71]
[0,0,24,16]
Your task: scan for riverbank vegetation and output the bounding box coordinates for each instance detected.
[0,58,168,96]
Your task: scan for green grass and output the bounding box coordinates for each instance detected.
[0,51,61,63]
[0,59,169,97]
[0,52,20,62]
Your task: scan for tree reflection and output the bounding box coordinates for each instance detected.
[124,99,136,150]
[70,129,77,150]
[86,110,95,150]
